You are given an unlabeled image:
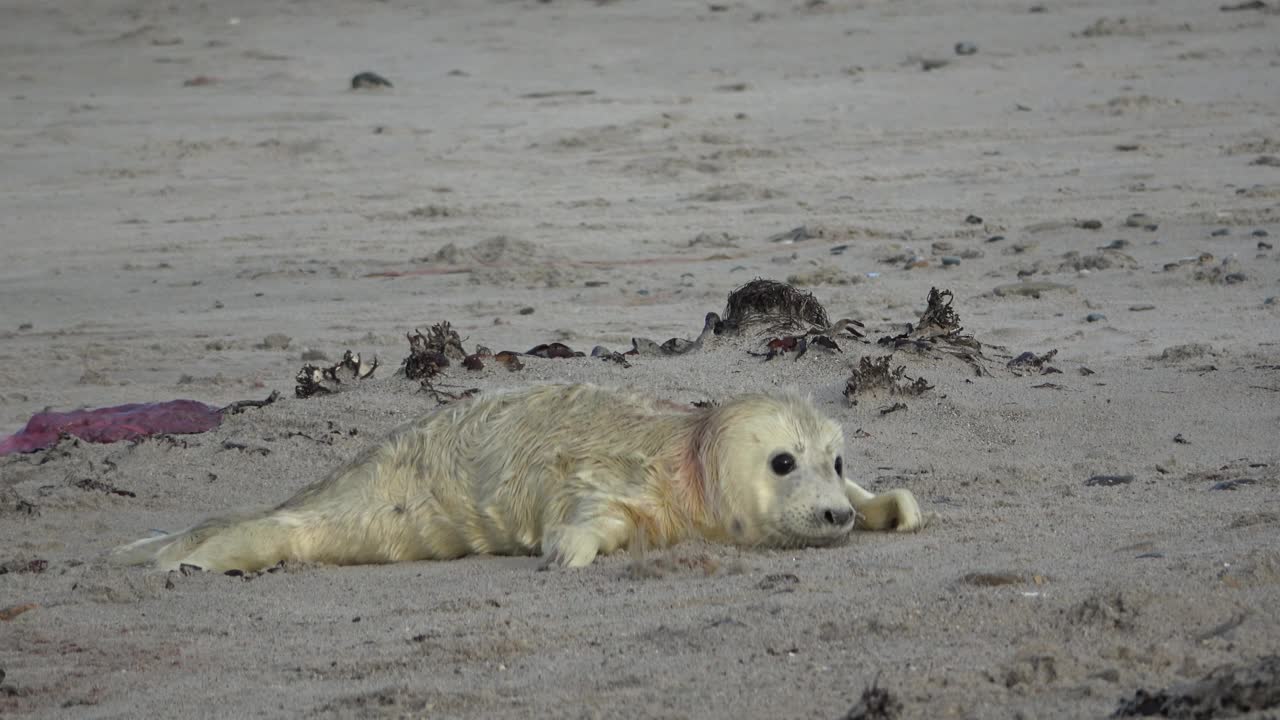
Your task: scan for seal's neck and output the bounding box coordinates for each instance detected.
[650,412,728,544]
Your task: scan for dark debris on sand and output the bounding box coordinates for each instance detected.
[715,278,831,335]
[878,287,994,376]
[403,322,467,381]
[295,352,379,398]
[1114,654,1280,718]
[624,280,867,360]
[752,322,863,362]
[1007,349,1060,376]
[844,356,933,406]
[841,678,903,720]
[220,390,281,415]
[418,380,479,405]
[630,312,721,357]
[350,71,393,89]
[527,342,583,359]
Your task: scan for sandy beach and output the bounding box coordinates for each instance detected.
[2,0,1278,717]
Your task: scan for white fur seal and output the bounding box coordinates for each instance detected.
[111,384,922,572]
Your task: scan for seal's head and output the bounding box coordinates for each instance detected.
[697,393,854,548]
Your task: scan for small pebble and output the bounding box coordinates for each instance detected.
[986,235,1005,243]
[965,214,983,224]
[829,244,848,255]
[1264,296,1276,306]
[954,42,978,56]
[1129,304,1156,312]
[1086,313,1106,322]
[1078,219,1103,230]
[1102,239,1129,250]
[18,322,32,330]
[941,256,962,266]
[1144,224,1159,232]
[1224,272,1246,284]
[1210,228,1230,237]
[1124,213,1151,227]
[1252,229,1269,237]
[518,306,535,315]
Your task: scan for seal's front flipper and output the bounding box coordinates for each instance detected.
[844,480,923,532]
[540,491,644,568]
[540,524,603,568]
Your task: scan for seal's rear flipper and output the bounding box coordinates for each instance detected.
[108,529,200,571]
[109,509,288,573]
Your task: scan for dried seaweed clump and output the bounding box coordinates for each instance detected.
[403,322,467,380]
[399,322,485,404]
[295,351,379,399]
[1007,349,1060,376]
[909,287,967,341]
[844,356,932,406]
[878,287,992,375]
[1114,654,1280,718]
[715,279,831,335]
[841,678,903,720]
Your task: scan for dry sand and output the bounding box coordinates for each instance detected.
[2,0,1279,717]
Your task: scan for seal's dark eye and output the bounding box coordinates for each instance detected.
[771,453,796,475]
[835,456,843,477]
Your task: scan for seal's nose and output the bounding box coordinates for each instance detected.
[818,505,855,528]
